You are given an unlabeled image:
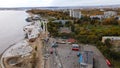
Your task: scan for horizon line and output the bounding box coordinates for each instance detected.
[0,4,120,8]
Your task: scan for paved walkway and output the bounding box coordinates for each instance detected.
[83,45,109,68]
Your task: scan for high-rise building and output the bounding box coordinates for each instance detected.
[69,9,81,18]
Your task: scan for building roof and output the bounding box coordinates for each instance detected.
[67,38,76,43]
[102,36,120,42]
[79,51,94,65]
[52,20,70,25]
[104,11,116,13]
[60,27,71,33]
[102,36,120,40]
[24,25,35,29]
[90,15,103,18]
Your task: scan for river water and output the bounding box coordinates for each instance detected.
[0,10,29,54]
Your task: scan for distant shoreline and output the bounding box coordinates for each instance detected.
[0,4,120,10]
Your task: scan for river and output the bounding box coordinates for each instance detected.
[0,10,29,54]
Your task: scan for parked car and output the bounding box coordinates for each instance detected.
[72,44,79,51]
[51,42,58,48]
[106,59,112,67]
[77,52,81,57]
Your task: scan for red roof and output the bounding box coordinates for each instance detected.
[60,27,71,33]
[67,38,76,43]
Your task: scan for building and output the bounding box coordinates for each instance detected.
[32,14,41,20]
[90,15,103,20]
[52,20,71,25]
[104,11,117,18]
[69,9,81,18]
[79,51,94,68]
[100,8,104,12]
[67,38,76,43]
[102,36,120,43]
[23,25,40,42]
[25,17,33,22]
[59,27,71,33]
[115,16,120,20]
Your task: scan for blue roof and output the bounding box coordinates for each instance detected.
[78,51,94,64]
[79,55,83,63]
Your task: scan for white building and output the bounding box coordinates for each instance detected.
[32,14,41,20]
[69,9,81,18]
[100,8,104,12]
[102,36,120,43]
[23,25,40,41]
[104,11,117,18]
[27,27,40,40]
[90,15,103,20]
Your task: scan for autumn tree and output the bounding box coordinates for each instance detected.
[102,18,118,25]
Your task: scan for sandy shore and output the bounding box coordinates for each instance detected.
[0,36,44,68]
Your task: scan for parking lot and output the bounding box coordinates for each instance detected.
[57,43,80,68]
[82,44,109,68]
[49,43,80,68]
[48,38,109,68]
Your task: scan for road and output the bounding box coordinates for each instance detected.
[49,48,62,68]
[45,37,62,68]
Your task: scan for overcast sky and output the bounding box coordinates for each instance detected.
[0,0,120,7]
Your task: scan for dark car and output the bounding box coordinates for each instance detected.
[51,42,58,48]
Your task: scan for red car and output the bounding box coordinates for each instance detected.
[72,44,79,51]
[72,48,79,51]
[106,59,112,67]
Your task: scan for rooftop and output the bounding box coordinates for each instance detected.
[59,27,71,33]
[79,51,94,65]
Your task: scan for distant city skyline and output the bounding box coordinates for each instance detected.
[0,0,120,7]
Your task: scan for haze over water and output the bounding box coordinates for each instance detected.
[0,10,28,54]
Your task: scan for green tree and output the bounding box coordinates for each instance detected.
[105,39,112,48]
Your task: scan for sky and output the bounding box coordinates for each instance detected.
[0,0,120,7]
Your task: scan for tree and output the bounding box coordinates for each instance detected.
[105,39,112,48]
[81,16,91,21]
[87,34,98,43]
[71,25,75,32]
[90,20,100,25]
[102,18,118,25]
[96,41,104,46]
[65,21,72,27]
